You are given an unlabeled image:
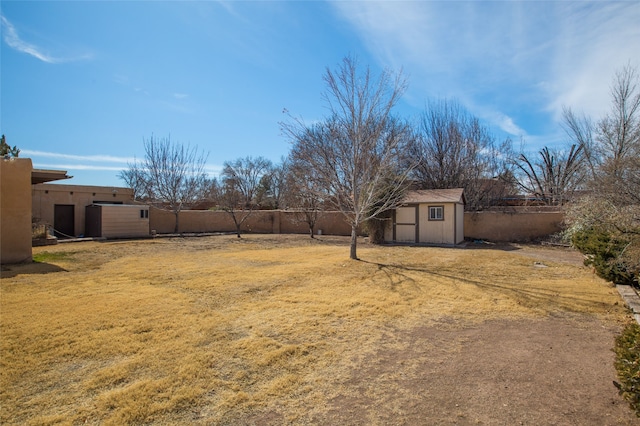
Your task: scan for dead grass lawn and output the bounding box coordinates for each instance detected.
[0,235,631,424]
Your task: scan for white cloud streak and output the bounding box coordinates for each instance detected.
[1,14,92,63]
[1,15,59,63]
[32,163,128,172]
[331,1,640,136]
[21,150,135,164]
[24,149,223,177]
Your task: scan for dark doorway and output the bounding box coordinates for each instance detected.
[54,204,75,238]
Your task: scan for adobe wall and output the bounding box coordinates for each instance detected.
[1,158,33,264]
[464,211,564,242]
[149,208,353,236]
[150,207,564,242]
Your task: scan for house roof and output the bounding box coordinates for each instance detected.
[32,169,72,184]
[402,188,465,205]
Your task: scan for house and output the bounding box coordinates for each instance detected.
[0,159,71,264]
[32,183,135,238]
[384,188,465,245]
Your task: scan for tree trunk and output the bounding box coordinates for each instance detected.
[350,225,358,260]
[235,224,242,238]
[174,210,180,234]
[309,225,315,238]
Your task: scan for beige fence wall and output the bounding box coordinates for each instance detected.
[150,207,564,242]
[149,208,353,236]
[464,211,564,242]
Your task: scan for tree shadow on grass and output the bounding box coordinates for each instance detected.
[360,258,613,314]
[1,262,67,278]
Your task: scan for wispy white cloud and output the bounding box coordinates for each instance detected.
[32,163,128,172]
[1,15,59,63]
[331,1,640,138]
[21,150,135,164]
[173,93,189,99]
[24,149,222,177]
[1,14,92,63]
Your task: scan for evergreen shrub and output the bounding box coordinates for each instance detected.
[614,322,640,416]
[571,227,635,286]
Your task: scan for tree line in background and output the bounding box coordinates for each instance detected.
[119,57,639,268]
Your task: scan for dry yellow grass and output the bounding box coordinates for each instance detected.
[0,235,629,424]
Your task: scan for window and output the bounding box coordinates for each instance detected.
[140,209,149,219]
[428,206,444,221]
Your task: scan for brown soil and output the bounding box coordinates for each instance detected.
[317,317,636,425]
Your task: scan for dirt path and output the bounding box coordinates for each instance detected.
[310,316,636,425]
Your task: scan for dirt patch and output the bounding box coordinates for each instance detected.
[314,317,637,425]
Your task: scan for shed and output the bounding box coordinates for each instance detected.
[384,188,465,245]
[85,204,150,239]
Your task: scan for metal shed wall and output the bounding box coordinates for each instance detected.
[85,204,149,238]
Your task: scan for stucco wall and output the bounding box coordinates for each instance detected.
[149,208,353,236]
[32,184,134,237]
[1,158,33,264]
[142,207,564,243]
[464,211,564,242]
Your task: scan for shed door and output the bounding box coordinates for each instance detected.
[54,204,75,238]
[395,206,417,243]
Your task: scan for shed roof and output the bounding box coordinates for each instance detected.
[402,188,465,204]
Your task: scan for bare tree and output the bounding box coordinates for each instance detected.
[219,156,273,238]
[286,159,325,238]
[283,56,415,259]
[562,64,640,284]
[512,144,586,206]
[119,135,209,233]
[597,64,640,205]
[118,161,149,201]
[256,158,289,209]
[409,99,514,210]
[564,64,640,205]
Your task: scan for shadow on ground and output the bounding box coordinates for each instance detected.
[1,262,67,278]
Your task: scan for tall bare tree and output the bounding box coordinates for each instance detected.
[512,144,587,206]
[119,135,209,233]
[562,64,640,284]
[219,156,272,238]
[564,64,640,205]
[283,56,415,259]
[409,99,514,210]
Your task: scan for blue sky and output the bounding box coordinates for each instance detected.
[2,1,639,187]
